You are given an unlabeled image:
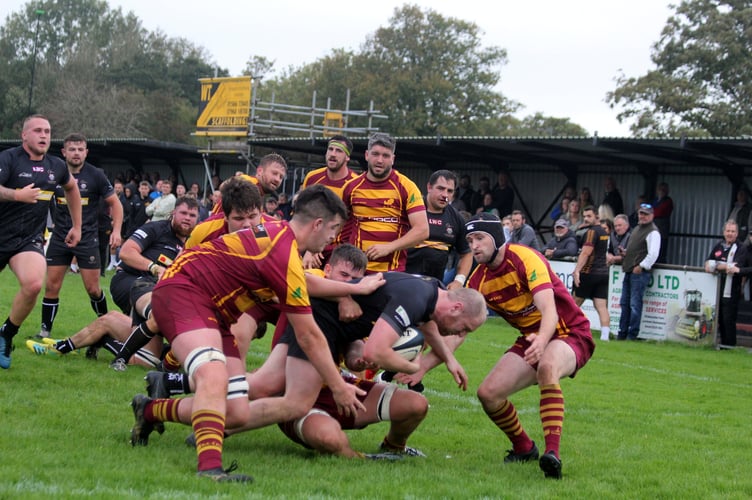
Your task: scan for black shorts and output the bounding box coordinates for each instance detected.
[0,237,44,272]
[110,271,139,314]
[129,276,157,323]
[45,236,101,269]
[573,273,608,300]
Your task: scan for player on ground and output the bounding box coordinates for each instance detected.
[128,185,381,483]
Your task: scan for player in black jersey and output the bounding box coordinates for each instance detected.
[407,170,472,288]
[0,115,82,369]
[37,133,123,338]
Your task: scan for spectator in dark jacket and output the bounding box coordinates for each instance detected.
[543,219,578,260]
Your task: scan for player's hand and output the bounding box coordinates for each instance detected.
[445,357,468,391]
[365,244,392,261]
[14,184,41,203]
[523,333,548,366]
[356,272,385,294]
[109,232,122,250]
[331,383,366,417]
[302,251,323,269]
[338,295,363,322]
[64,226,81,248]
[446,280,462,291]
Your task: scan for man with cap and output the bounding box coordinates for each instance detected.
[543,219,578,260]
[402,212,595,479]
[617,202,661,341]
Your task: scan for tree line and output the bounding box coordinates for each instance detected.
[0,0,744,142]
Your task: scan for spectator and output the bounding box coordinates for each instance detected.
[509,210,541,251]
[704,220,751,349]
[477,176,491,201]
[263,194,284,220]
[175,183,186,198]
[277,192,293,221]
[602,177,624,216]
[728,188,752,239]
[606,214,632,267]
[550,196,571,222]
[566,199,583,233]
[543,219,578,260]
[128,181,152,237]
[145,179,176,222]
[617,202,660,341]
[628,195,649,228]
[491,172,515,217]
[578,187,595,209]
[457,174,481,214]
[477,192,500,217]
[653,182,673,263]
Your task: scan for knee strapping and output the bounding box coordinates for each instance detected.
[376,384,398,422]
[184,346,226,381]
[294,408,330,445]
[227,375,249,400]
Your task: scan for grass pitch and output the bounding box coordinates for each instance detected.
[1,270,751,498]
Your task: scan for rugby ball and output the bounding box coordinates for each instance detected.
[392,327,425,361]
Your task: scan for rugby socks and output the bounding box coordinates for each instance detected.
[540,384,564,459]
[1,318,19,341]
[147,398,181,423]
[600,326,611,341]
[165,372,192,395]
[486,400,535,455]
[193,409,226,471]
[55,338,77,354]
[115,322,156,363]
[90,291,108,317]
[41,298,59,333]
[161,349,182,372]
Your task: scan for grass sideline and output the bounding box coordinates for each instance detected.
[1,270,751,499]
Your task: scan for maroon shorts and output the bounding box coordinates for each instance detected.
[151,280,240,359]
[508,328,595,377]
[278,377,377,448]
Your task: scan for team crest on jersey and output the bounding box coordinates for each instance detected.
[48,171,56,181]
[252,224,268,238]
[79,181,87,191]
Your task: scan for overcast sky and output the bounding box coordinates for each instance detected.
[1,0,674,137]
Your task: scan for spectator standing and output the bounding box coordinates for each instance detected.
[602,177,624,216]
[728,188,752,239]
[128,181,152,237]
[578,187,595,209]
[543,219,578,260]
[491,172,515,217]
[566,199,584,233]
[628,194,649,228]
[652,182,673,263]
[457,174,481,214]
[606,214,632,267]
[704,220,751,349]
[617,203,661,341]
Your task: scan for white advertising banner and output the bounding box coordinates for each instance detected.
[548,260,718,346]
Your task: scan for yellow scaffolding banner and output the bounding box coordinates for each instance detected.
[195,76,252,137]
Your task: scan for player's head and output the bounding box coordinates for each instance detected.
[435,287,488,337]
[256,153,287,193]
[324,244,367,282]
[426,169,458,212]
[465,213,506,265]
[170,196,200,238]
[220,175,262,231]
[365,132,396,181]
[22,114,52,157]
[61,132,88,169]
[326,135,353,173]
[292,184,348,253]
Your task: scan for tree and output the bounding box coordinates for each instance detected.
[607,0,752,137]
[0,0,223,141]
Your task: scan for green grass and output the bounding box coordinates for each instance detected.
[1,270,752,498]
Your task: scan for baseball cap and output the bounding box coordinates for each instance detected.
[638,203,653,214]
[554,218,569,228]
